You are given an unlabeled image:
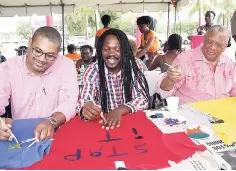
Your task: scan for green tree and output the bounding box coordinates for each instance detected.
[188,0,214,17]
[99,10,121,27]
[172,21,198,35]
[65,7,95,36]
[187,0,236,27]
[99,11,136,34]
[213,0,236,27]
[16,24,32,40]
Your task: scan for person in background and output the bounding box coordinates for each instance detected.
[188,11,216,41]
[129,39,148,71]
[0,52,6,63]
[0,26,78,141]
[231,10,236,42]
[65,44,81,62]
[80,45,94,69]
[146,34,183,73]
[76,59,83,91]
[163,41,169,53]
[136,16,160,59]
[128,39,138,56]
[78,29,150,129]
[76,45,94,88]
[158,25,236,104]
[15,46,28,56]
[95,15,111,48]
[197,11,215,35]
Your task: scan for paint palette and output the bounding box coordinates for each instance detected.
[185,125,214,140]
[163,116,186,127]
[149,113,164,119]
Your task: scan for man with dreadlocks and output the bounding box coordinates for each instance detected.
[78,29,150,129]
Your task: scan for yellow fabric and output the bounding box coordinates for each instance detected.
[191,97,236,144]
[141,30,160,53]
[212,123,236,145]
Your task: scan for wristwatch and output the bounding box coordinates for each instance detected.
[45,117,58,129]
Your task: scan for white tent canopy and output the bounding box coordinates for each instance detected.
[0,0,189,16]
[0,0,190,54]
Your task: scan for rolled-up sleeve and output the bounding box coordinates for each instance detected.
[156,53,186,99]
[0,63,11,115]
[51,62,79,122]
[124,59,149,112]
[124,92,149,113]
[156,72,175,98]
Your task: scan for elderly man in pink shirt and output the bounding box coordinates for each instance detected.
[0,26,79,141]
[157,25,236,104]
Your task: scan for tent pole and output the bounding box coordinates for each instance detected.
[199,0,203,26]
[167,2,170,38]
[62,3,65,55]
[95,9,99,31]
[174,4,177,33]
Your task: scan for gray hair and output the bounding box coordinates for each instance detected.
[206,25,230,42]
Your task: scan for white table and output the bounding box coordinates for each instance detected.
[144,104,235,170]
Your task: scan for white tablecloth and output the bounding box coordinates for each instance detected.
[144,104,235,170]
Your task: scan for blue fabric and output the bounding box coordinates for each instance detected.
[0,118,52,169]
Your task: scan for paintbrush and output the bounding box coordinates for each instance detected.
[164,63,178,70]
[164,63,190,77]
[88,95,107,124]
[0,117,19,144]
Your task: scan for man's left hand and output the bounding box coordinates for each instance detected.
[34,120,55,141]
[99,105,131,129]
[100,111,122,130]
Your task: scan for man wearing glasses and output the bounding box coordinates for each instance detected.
[157,25,236,104]
[0,26,78,142]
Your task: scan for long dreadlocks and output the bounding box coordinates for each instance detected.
[96,28,151,112]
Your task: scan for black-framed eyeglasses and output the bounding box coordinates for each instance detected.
[204,39,227,49]
[32,47,57,61]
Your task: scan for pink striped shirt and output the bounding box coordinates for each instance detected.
[157,46,236,104]
[0,55,79,121]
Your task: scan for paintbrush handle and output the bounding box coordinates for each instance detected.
[164,63,175,69]
[164,63,190,77]
[0,117,19,143]
[20,138,36,144]
[27,140,36,148]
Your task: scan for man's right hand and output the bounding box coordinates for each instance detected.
[81,101,102,121]
[0,118,13,141]
[167,65,182,82]
[160,65,182,91]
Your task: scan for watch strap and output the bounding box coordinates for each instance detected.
[45,117,58,129]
